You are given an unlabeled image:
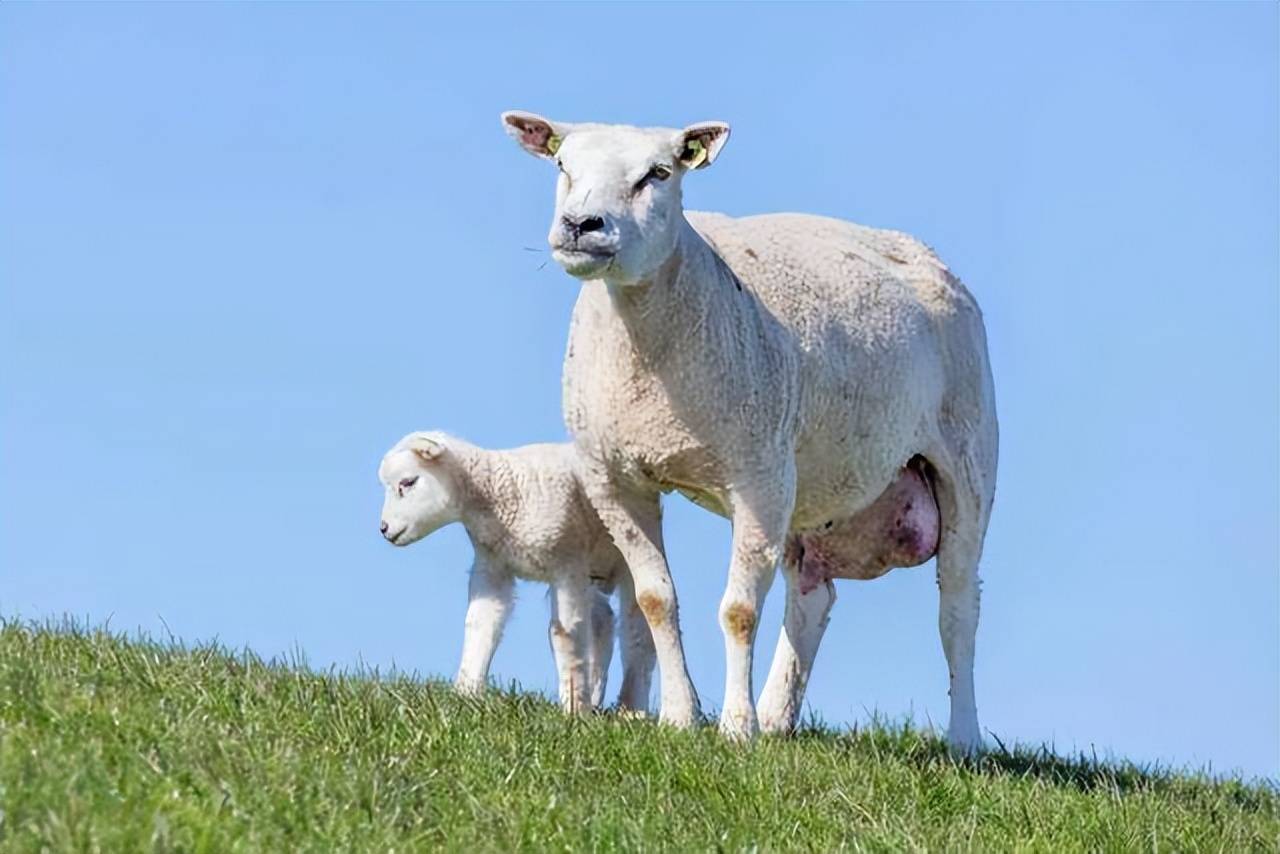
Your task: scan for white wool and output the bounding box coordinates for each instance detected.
[378,432,655,714]
[504,113,998,749]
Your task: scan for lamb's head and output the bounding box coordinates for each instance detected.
[378,432,462,547]
[502,111,730,285]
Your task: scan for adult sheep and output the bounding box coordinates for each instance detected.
[501,111,998,749]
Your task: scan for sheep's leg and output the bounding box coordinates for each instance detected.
[455,554,515,695]
[587,586,615,709]
[930,451,993,754]
[937,528,982,752]
[586,483,699,728]
[719,469,795,739]
[757,560,836,734]
[614,566,656,714]
[549,576,593,715]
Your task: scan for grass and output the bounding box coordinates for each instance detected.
[0,621,1275,852]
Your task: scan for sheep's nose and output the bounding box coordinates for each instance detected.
[380,521,389,535]
[561,214,606,237]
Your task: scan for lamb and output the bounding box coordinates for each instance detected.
[378,431,656,713]
[500,112,998,749]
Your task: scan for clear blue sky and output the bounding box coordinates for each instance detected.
[2,4,1276,780]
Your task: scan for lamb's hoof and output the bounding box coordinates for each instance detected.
[615,708,650,721]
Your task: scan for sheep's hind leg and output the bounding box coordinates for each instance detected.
[757,554,836,735]
[758,459,940,733]
[928,450,994,754]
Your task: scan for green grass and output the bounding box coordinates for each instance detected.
[0,621,1275,852]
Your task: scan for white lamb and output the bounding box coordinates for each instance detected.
[378,431,656,713]
[500,112,998,749]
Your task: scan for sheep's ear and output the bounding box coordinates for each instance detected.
[501,110,571,160]
[676,122,730,170]
[408,436,445,465]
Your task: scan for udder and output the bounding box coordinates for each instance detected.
[785,458,940,594]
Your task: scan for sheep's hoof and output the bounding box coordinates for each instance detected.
[757,712,795,737]
[718,708,759,742]
[658,706,698,730]
[756,695,798,736]
[453,678,486,697]
[946,726,984,758]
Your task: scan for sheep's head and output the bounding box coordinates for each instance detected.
[502,111,730,285]
[378,432,461,547]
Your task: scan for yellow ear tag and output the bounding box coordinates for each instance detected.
[683,137,707,169]
[546,134,562,156]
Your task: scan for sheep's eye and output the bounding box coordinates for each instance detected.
[398,476,419,492]
[634,163,672,194]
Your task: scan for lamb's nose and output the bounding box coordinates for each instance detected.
[380,521,389,535]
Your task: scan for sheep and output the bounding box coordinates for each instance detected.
[500,112,998,749]
[378,431,656,714]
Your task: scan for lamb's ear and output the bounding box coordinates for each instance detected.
[676,122,730,170]
[408,435,446,465]
[501,110,571,160]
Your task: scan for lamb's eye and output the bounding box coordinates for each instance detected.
[634,163,672,194]
[398,476,419,493]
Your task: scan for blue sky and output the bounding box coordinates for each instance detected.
[2,4,1276,780]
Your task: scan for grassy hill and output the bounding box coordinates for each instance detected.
[0,622,1275,852]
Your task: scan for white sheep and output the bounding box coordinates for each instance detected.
[501,112,998,749]
[378,431,656,713]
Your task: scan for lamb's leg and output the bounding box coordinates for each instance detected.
[757,560,836,734]
[587,586,615,709]
[455,554,515,695]
[586,482,699,728]
[549,576,593,715]
[719,469,795,739]
[614,566,656,714]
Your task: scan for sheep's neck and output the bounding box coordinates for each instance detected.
[602,220,726,366]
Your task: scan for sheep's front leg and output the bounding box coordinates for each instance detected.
[757,561,836,734]
[719,468,795,739]
[587,482,699,728]
[548,575,593,714]
[455,553,515,695]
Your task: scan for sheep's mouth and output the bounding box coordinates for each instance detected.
[388,527,409,545]
[554,248,615,262]
[552,247,616,277]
